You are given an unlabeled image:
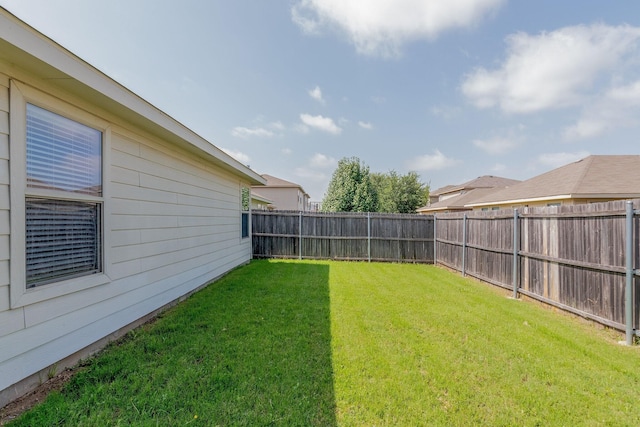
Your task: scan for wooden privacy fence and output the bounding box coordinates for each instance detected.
[435,200,640,343]
[252,211,434,263]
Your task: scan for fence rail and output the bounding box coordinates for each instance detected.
[252,200,640,341]
[252,211,434,263]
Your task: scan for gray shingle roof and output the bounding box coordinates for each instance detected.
[417,187,504,212]
[431,175,520,196]
[467,155,640,206]
[257,174,309,197]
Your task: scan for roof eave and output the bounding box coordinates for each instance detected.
[466,193,640,208]
[466,194,572,207]
[0,8,266,186]
[417,206,469,213]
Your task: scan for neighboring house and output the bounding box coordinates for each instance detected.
[417,175,520,214]
[251,174,310,211]
[251,192,273,211]
[0,8,265,406]
[466,155,640,210]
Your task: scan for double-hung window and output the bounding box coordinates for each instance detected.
[25,104,103,287]
[241,186,250,239]
[10,81,109,307]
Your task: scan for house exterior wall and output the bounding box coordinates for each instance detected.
[472,197,634,211]
[0,65,253,405]
[251,200,271,210]
[0,75,9,342]
[256,187,309,211]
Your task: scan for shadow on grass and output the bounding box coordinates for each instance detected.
[191,259,337,426]
[10,259,336,426]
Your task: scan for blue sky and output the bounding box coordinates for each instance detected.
[2,1,640,201]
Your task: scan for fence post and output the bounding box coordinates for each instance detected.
[299,211,303,260]
[367,212,372,262]
[462,213,467,277]
[626,201,634,345]
[513,209,519,299]
[433,215,437,265]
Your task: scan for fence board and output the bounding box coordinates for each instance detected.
[253,211,434,263]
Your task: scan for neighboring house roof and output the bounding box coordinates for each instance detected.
[418,187,504,212]
[250,192,274,205]
[431,175,521,197]
[417,175,519,213]
[0,7,265,187]
[430,184,458,197]
[259,174,310,197]
[467,155,640,207]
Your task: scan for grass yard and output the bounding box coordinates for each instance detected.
[7,260,640,426]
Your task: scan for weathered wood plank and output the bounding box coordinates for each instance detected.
[253,211,434,263]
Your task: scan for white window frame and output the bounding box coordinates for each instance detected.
[9,81,112,308]
[241,185,250,239]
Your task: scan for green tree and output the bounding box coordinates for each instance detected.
[322,157,378,212]
[396,171,429,213]
[370,170,429,213]
[370,171,395,213]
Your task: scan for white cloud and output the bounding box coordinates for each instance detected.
[220,148,251,164]
[537,151,590,169]
[294,167,329,182]
[563,79,640,141]
[294,153,339,199]
[407,149,460,171]
[299,113,342,134]
[310,153,337,168]
[462,24,640,113]
[472,136,517,155]
[231,126,275,139]
[282,148,293,155]
[358,121,373,130]
[270,121,286,131]
[308,85,325,103]
[292,0,505,58]
[607,80,640,104]
[563,119,608,141]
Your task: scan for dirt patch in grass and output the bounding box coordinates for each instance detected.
[0,368,77,426]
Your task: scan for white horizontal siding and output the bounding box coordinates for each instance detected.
[111,165,140,186]
[0,310,25,338]
[1,107,252,393]
[0,286,10,312]
[2,250,245,386]
[0,77,10,326]
[12,129,248,324]
[0,235,7,263]
[0,259,8,287]
[0,133,7,159]
[0,74,8,110]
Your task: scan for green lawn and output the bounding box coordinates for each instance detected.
[8,260,640,426]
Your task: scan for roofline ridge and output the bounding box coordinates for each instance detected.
[572,155,594,194]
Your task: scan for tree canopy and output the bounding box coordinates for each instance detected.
[322,157,429,213]
[371,170,430,213]
[321,157,378,212]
